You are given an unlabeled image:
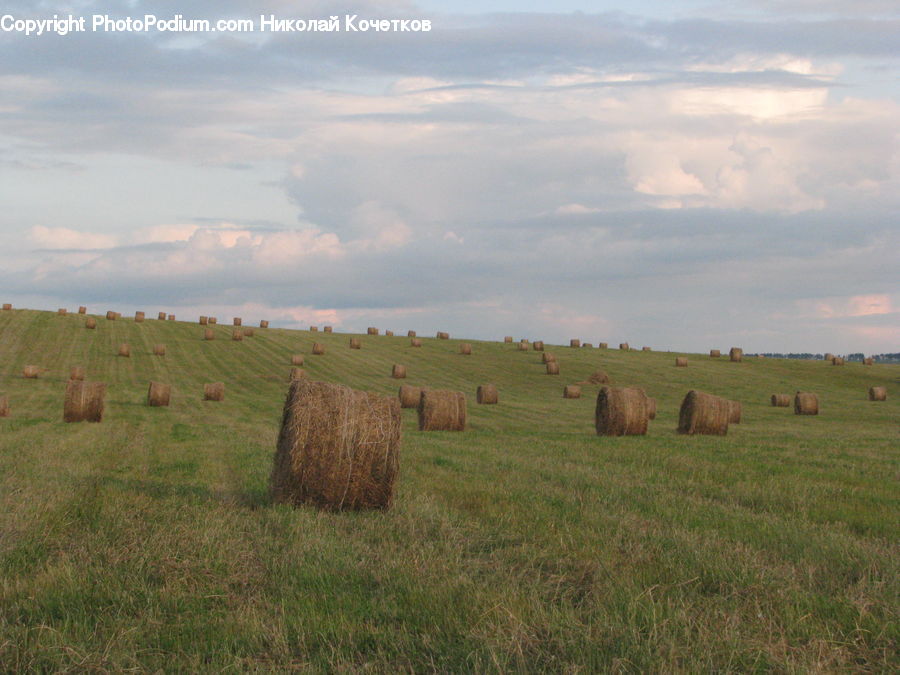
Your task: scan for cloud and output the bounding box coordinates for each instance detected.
[29,225,118,250]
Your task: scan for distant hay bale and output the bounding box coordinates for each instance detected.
[757,354,766,359]
[199,316,208,325]
[520,338,529,344]
[459,343,472,355]
[647,397,657,420]
[868,386,887,401]
[135,311,145,322]
[153,344,166,356]
[158,312,166,320]
[385,330,394,337]
[57,308,67,315]
[729,347,743,362]
[863,357,873,366]
[367,327,378,335]
[167,314,175,321]
[794,392,818,415]
[595,386,649,436]
[418,389,466,431]
[233,317,242,326]
[349,338,361,349]
[64,380,106,423]
[831,357,844,366]
[2,303,12,310]
[232,329,243,341]
[0,395,8,417]
[546,362,560,375]
[115,312,122,319]
[310,326,318,332]
[270,379,401,510]
[290,367,306,381]
[533,341,544,351]
[244,328,255,337]
[824,353,834,362]
[312,342,325,355]
[598,342,608,349]
[517,342,529,351]
[410,338,422,347]
[291,355,304,366]
[70,366,86,381]
[587,370,609,385]
[118,343,130,357]
[399,384,424,408]
[677,390,730,435]
[570,339,580,348]
[85,318,97,329]
[208,316,217,324]
[437,331,449,339]
[147,381,171,407]
[323,325,332,333]
[204,329,215,340]
[771,394,791,407]
[619,343,629,351]
[582,343,593,348]
[503,336,513,343]
[728,400,742,424]
[204,382,225,401]
[710,349,721,357]
[675,357,688,367]
[408,330,417,337]
[563,385,582,399]
[476,384,498,405]
[642,346,651,352]
[106,310,117,320]
[392,364,407,379]
[260,320,269,328]
[542,352,556,364]
[23,365,39,379]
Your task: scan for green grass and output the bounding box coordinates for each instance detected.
[1,308,897,671]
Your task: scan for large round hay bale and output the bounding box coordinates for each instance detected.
[312,343,325,355]
[570,339,580,348]
[546,362,560,375]
[349,338,361,349]
[153,344,166,356]
[204,329,215,341]
[398,385,424,409]
[85,318,97,329]
[1,303,11,310]
[794,392,818,415]
[208,316,217,325]
[323,325,332,333]
[771,394,790,407]
[675,357,688,367]
[831,357,844,366]
[57,308,67,315]
[78,306,86,314]
[677,390,730,435]
[0,395,8,417]
[290,367,306,381]
[64,381,105,423]
[147,381,171,407]
[729,347,743,362]
[385,330,394,337]
[728,400,742,424]
[392,364,407,379]
[619,342,629,351]
[291,354,304,366]
[167,314,175,321]
[563,385,582,399]
[476,384,498,405]
[157,311,166,320]
[118,343,130,357]
[517,342,529,351]
[824,353,834,362]
[134,311,145,322]
[408,330,417,338]
[503,336,513,343]
[863,357,874,366]
[642,346,651,352]
[23,365,39,379]
[533,341,544,351]
[459,343,472,355]
[587,370,609,385]
[244,328,255,337]
[542,352,556,364]
[260,320,269,328]
[418,390,466,431]
[582,343,593,348]
[595,386,649,436]
[710,349,721,357]
[868,386,887,401]
[233,317,242,326]
[106,310,117,320]
[598,342,608,349]
[70,366,86,381]
[410,338,422,347]
[270,379,401,510]
[309,326,318,332]
[520,338,529,344]
[437,331,449,340]
[199,316,208,325]
[204,382,225,401]
[647,397,657,420]
[232,329,243,341]
[367,327,378,335]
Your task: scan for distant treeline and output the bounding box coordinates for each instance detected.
[747,353,900,363]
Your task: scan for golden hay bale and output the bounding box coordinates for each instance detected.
[729,347,743,362]
[323,325,332,333]
[204,382,225,401]
[208,316,217,324]
[459,343,472,355]
[312,342,325,355]
[598,342,608,349]
[134,311,145,322]
[57,308,67,315]
[595,386,649,436]
[158,311,166,320]
[619,342,629,351]
[410,338,422,348]
[546,362,560,375]
[106,310,117,320]
[2,303,12,310]
[587,370,609,385]
[642,346,651,352]
[367,327,378,335]
[85,318,97,329]
[385,330,394,337]
[115,312,122,319]
[64,380,106,423]
[863,357,873,366]
[270,379,401,510]
[291,354,305,366]
[199,316,208,325]
[260,320,269,328]
[517,342,529,351]
[582,343,593,348]
[290,367,306,381]
[824,353,834,362]
[70,366,86,381]
[204,328,215,341]
[647,397,657,420]
[476,384,498,405]
[771,394,791,407]
[533,341,544,351]
[503,336,513,343]
[675,357,688,367]
[868,386,887,401]
[232,329,243,341]
[153,344,166,356]
[408,330,417,337]
[349,338,361,349]
[542,352,556,364]
[418,389,466,431]
[570,339,580,348]
[563,385,582,399]
[831,357,844,366]
[392,364,407,379]
[757,354,766,359]
[677,390,730,435]
[728,400,742,424]
[118,343,130,357]
[794,392,818,415]
[398,384,424,408]
[23,365,39,379]
[437,331,449,340]
[520,338,529,344]
[310,325,318,332]
[167,314,175,321]
[147,381,171,407]
[0,395,8,418]
[244,328,255,337]
[233,317,242,326]
[710,349,721,357]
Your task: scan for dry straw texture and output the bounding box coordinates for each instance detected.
[2,303,11,310]
[107,311,117,320]
[367,327,379,335]
[563,385,582,399]
[582,343,593,348]
[69,366,86,381]
[619,343,629,351]
[392,364,407,379]
[158,311,166,320]
[794,392,819,415]
[323,325,332,333]
[546,362,560,375]
[517,342,529,351]
[244,328,255,337]
[167,314,175,321]
[729,347,743,362]
[437,331,450,340]
[291,354,304,366]
[675,357,688,367]
[587,370,610,385]
[503,336,513,343]
[349,338,362,350]
[118,343,130,358]
[64,381,105,423]
[310,326,318,332]
[208,317,217,324]
[728,400,742,424]
[459,343,472,355]
[270,379,401,510]
[408,330,417,337]
[824,353,834,362]
[710,349,721,357]
[533,341,544,351]
[642,346,651,352]
[595,386,649,436]
[153,344,166,356]
[290,368,306,381]
[864,357,874,366]
[542,352,556,364]
[232,330,243,341]
[78,306,86,314]
[312,343,325,355]
[520,339,529,344]
[598,342,608,349]
[677,390,730,435]
[147,381,171,407]
[868,386,887,401]
[647,397,657,420]
[385,330,394,337]
[832,357,845,366]
[204,329,215,341]
[199,316,208,325]
[398,385,424,409]
[85,318,97,329]
[570,339,581,348]
[233,317,242,326]
[135,311,145,322]
[57,308,67,315]
[0,396,8,417]
[418,389,466,431]
[410,338,422,348]
[260,320,269,328]
[771,394,791,407]
[204,382,225,401]
[23,365,39,379]
[476,384,498,405]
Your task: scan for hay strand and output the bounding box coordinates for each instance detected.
[437,331,449,340]
[167,314,175,321]
[771,394,791,407]
[563,385,582,399]
[260,320,269,328]
[570,339,580,348]
[794,392,818,415]
[85,318,97,329]
[675,357,688,367]
[134,311,145,322]
[598,342,608,349]
[710,349,721,357]
[728,400,742,424]
[157,311,166,320]
[595,386,649,436]
[418,389,466,431]
[399,385,424,408]
[868,386,886,401]
[349,338,361,349]
[677,390,730,435]
[459,343,472,355]
[200,316,208,325]
[323,325,332,333]
[367,327,378,335]
[729,347,743,362]
[546,362,560,375]
[619,343,629,351]
[63,380,105,422]
[23,365,39,379]
[312,343,325,355]
[410,338,422,347]
[147,381,171,407]
[106,311,117,320]
[233,317,242,326]
[476,384,498,405]
[392,364,407,379]
[204,382,225,401]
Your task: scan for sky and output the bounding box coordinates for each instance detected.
[0,1,897,353]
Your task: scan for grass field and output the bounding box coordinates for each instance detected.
[1,308,897,671]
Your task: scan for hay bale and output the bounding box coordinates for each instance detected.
[570,339,581,348]
[349,338,361,349]
[546,362,560,375]
[582,343,593,348]
[868,387,887,401]
[642,346,651,352]
[323,325,332,333]
[291,355,304,366]
[158,311,166,320]
[410,338,422,347]
[233,317,242,326]
[367,327,378,335]
[863,357,874,366]
[77,306,86,314]
[260,320,269,328]
[244,328,255,337]
[533,341,544,351]
[204,329,215,341]
[542,352,556,364]
[647,397,657,420]
[771,394,791,407]
[459,343,472,355]
[832,357,844,366]
[729,347,743,362]
[824,353,834,362]
[392,364,407,379]
[70,366,86,381]
[598,342,608,349]
[312,343,325,355]
[619,342,629,351]
[232,329,243,341]
[147,381,171,407]
[794,392,818,415]
[517,342,529,351]
[63,380,105,423]
[23,365,39,379]
[0,395,8,418]
[114,312,122,319]
[118,343,130,357]
[385,330,394,337]
[757,354,766,359]
[153,344,166,356]
[710,349,721,357]
[675,357,688,367]
[587,370,609,385]
[310,325,318,332]
[2,303,11,310]
[106,310,117,320]
[503,336,513,343]
[476,384,498,405]
[520,338,529,344]
[199,316,208,325]
[134,311,145,322]
[270,379,401,510]
[595,386,649,436]
[290,367,306,381]
[57,308,67,315]
[208,316,217,325]
[204,382,225,401]
[418,389,466,431]
[677,390,730,435]
[85,318,97,329]
[398,385,424,408]
[437,331,449,340]
[167,314,175,321]
[408,330,417,338]
[728,400,742,424]
[563,385,582,399]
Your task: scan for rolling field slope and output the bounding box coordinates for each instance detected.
[1,308,897,670]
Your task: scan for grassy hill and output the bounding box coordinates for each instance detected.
[1,308,897,671]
